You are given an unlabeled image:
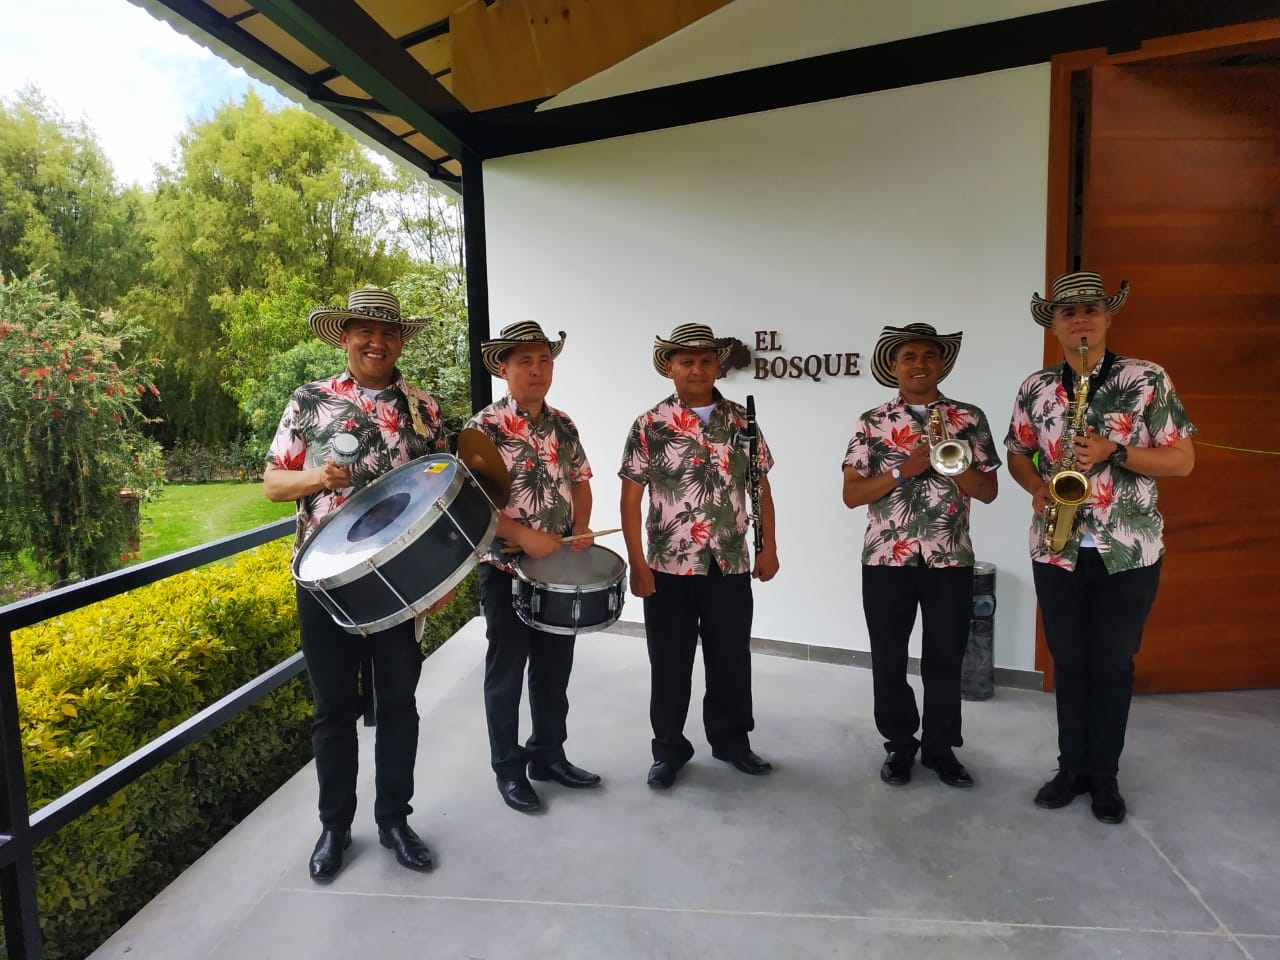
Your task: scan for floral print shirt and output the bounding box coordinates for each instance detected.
[843,393,1001,568]
[267,368,447,554]
[1005,354,1195,572]
[619,390,773,576]
[466,393,592,573]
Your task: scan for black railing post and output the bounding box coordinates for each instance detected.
[0,629,43,960]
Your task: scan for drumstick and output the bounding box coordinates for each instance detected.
[562,528,622,542]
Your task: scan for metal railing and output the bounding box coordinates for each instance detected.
[0,517,298,960]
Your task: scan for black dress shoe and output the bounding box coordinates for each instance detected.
[378,822,433,871]
[308,827,351,881]
[880,750,914,786]
[712,749,773,776]
[1034,768,1092,809]
[497,776,541,812]
[1089,778,1127,824]
[647,760,678,789]
[921,751,975,788]
[528,758,602,788]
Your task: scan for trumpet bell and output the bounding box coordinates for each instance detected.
[930,439,972,476]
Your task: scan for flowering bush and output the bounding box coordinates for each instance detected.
[0,270,164,582]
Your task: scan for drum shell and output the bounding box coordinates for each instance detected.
[293,455,496,635]
[512,545,626,636]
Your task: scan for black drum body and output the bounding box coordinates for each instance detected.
[512,544,627,636]
[293,455,496,635]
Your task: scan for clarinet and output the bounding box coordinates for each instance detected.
[746,395,763,555]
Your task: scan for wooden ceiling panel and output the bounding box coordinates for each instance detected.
[441,159,462,178]
[449,0,732,111]
[408,35,453,77]
[356,0,459,40]
[324,76,370,98]
[239,12,330,73]
[204,0,253,16]
[369,112,414,138]
[405,133,450,161]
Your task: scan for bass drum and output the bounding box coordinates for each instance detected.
[512,544,627,636]
[293,455,496,636]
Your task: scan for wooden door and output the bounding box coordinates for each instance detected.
[1076,59,1280,692]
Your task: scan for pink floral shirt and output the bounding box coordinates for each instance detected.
[1005,354,1195,572]
[267,368,447,554]
[843,393,1001,567]
[466,394,592,574]
[619,391,773,576]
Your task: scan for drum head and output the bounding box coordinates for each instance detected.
[517,544,624,588]
[295,456,458,583]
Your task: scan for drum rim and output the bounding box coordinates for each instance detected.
[512,579,626,636]
[293,453,468,588]
[513,543,626,593]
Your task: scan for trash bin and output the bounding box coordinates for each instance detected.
[961,561,995,701]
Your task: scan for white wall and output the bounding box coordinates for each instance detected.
[483,65,1052,672]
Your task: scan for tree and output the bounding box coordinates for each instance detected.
[0,271,163,583]
[126,91,412,445]
[0,87,148,313]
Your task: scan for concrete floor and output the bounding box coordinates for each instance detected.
[90,618,1280,960]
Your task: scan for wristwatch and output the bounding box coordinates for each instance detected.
[1108,443,1129,468]
[891,466,908,486]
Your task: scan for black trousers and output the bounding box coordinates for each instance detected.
[643,566,755,766]
[477,564,577,780]
[1033,549,1161,780]
[297,585,423,830]
[862,564,974,759]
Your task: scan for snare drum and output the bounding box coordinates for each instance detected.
[293,454,497,636]
[512,544,627,636]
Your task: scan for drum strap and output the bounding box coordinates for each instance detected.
[405,382,434,440]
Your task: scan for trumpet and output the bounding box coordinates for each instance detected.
[927,406,972,476]
[1043,338,1092,552]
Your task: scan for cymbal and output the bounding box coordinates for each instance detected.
[457,428,511,510]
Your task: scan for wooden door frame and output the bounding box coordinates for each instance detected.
[1035,18,1280,685]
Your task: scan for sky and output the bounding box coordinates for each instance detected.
[0,0,290,188]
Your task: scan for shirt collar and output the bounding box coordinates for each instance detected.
[500,392,553,425]
[339,367,407,397]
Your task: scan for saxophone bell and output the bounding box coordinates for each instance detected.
[1043,337,1093,553]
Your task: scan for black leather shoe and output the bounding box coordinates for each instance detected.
[497,776,541,813]
[1034,768,1092,809]
[647,760,678,789]
[712,749,773,776]
[378,821,433,871]
[528,758,602,788]
[921,751,975,788]
[880,750,914,786]
[1089,778,1127,824]
[308,827,351,881]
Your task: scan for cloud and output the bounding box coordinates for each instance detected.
[0,0,288,188]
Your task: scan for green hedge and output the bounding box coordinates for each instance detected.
[4,540,479,959]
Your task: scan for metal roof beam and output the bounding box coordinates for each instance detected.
[251,0,482,160]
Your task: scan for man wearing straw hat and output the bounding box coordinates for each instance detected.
[467,321,601,814]
[265,286,448,880]
[841,323,1000,790]
[1007,271,1195,824]
[620,323,780,790]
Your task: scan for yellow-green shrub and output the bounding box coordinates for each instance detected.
[6,539,480,959]
[10,540,308,959]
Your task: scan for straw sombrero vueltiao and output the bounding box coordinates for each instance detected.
[480,322,566,377]
[652,323,733,377]
[1030,271,1129,328]
[308,287,430,348]
[870,323,963,389]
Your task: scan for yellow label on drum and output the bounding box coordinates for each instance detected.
[424,462,448,474]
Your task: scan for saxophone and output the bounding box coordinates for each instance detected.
[1043,338,1092,553]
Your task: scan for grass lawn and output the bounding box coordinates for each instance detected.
[137,482,294,561]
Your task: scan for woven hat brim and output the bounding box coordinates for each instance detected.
[652,339,733,378]
[308,310,429,348]
[1030,284,1129,328]
[480,333,566,377]
[870,329,962,389]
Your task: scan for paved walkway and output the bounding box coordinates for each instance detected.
[90,619,1280,960]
